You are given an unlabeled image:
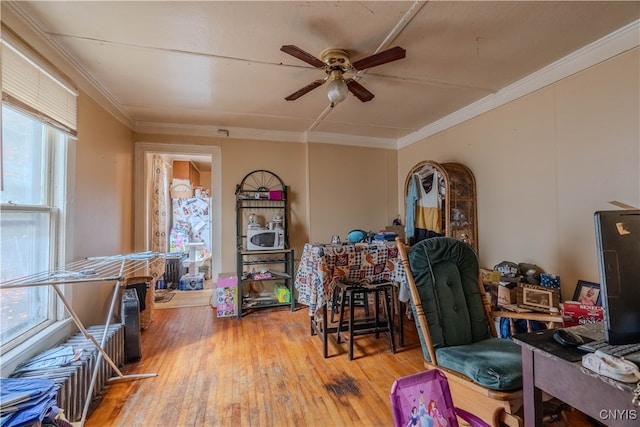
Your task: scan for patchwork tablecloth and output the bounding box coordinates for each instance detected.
[295,242,408,315]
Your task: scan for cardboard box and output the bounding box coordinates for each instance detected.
[498,283,518,306]
[561,301,604,327]
[385,225,405,242]
[216,273,238,318]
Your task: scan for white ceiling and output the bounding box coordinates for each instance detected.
[6,1,640,148]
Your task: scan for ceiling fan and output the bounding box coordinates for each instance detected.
[280,45,406,107]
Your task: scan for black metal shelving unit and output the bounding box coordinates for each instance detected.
[235,170,294,317]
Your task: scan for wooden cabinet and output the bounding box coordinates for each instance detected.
[404,161,478,252]
[172,160,200,186]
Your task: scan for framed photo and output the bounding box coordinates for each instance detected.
[572,280,601,306]
[517,283,560,312]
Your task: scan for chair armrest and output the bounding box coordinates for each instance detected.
[491,311,564,323]
[491,311,565,335]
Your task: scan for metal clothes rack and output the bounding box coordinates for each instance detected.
[0,251,164,426]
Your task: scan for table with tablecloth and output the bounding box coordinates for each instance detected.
[294,242,409,316]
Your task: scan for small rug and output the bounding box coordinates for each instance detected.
[155,280,214,309]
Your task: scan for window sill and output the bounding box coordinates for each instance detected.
[1,318,74,377]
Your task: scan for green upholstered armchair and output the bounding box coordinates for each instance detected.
[397,237,562,427]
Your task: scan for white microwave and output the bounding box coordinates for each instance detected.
[247,228,285,250]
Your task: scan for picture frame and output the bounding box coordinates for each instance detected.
[517,283,560,312]
[572,280,602,306]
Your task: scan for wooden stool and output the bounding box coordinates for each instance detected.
[335,280,396,360]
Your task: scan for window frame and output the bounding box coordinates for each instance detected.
[1,28,76,366]
[0,104,70,352]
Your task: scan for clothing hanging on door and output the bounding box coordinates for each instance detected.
[405,173,421,240]
[415,172,442,233]
[406,171,443,244]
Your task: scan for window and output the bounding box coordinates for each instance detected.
[0,106,67,350]
[1,30,77,353]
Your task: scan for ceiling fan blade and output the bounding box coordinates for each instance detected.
[345,79,374,102]
[351,46,406,71]
[285,79,326,101]
[280,45,325,68]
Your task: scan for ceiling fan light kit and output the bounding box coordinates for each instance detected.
[326,70,349,107]
[281,44,406,106]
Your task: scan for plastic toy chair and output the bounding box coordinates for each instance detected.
[390,368,490,427]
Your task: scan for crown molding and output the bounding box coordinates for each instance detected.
[135,122,306,143]
[305,131,396,149]
[397,19,640,149]
[135,122,397,148]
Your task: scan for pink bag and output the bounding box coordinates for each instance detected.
[390,369,490,427]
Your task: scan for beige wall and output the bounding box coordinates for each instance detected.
[398,48,640,300]
[307,143,399,243]
[74,92,135,258]
[71,92,136,326]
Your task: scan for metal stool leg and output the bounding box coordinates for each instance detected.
[330,288,340,323]
[322,302,329,358]
[348,288,356,360]
[374,289,381,338]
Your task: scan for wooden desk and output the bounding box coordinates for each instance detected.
[513,324,638,427]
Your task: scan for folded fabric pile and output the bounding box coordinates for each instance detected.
[0,378,60,427]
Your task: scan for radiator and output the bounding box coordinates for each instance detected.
[10,324,125,422]
[164,253,186,289]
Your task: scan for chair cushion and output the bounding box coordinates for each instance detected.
[436,338,523,390]
[408,237,491,350]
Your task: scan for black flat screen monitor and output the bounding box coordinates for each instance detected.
[594,209,640,345]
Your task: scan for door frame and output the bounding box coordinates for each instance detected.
[134,142,222,280]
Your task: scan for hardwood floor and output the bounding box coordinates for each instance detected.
[86,303,424,426]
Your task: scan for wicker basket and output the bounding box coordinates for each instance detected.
[125,254,165,329]
[170,182,193,199]
[142,259,166,329]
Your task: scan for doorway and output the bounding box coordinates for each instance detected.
[134,142,222,281]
